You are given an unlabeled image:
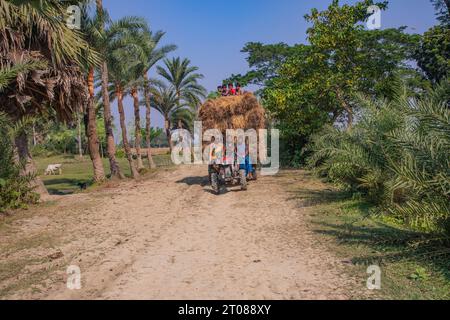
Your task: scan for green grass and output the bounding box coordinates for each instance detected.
[312,198,450,300]
[283,171,450,300]
[35,154,173,195]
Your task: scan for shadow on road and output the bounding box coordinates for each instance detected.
[177,176,247,195]
[176,176,209,187]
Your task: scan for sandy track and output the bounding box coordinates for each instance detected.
[1,165,358,300]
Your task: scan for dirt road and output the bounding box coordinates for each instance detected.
[0,165,359,300]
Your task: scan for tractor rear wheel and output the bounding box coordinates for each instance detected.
[211,172,220,195]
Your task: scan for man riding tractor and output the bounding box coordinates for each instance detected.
[208,136,251,194]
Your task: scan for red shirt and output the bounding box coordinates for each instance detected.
[229,88,236,95]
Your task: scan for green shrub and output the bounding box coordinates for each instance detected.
[308,84,450,236]
[0,113,39,212]
[115,148,126,159]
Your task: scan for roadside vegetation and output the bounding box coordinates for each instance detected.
[0,0,206,212]
[227,0,449,295]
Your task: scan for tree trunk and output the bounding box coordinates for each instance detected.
[96,0,123,179]
[77,112,83,159]
[117,85,140,179]
[132,87,144,170]
[143,73,156,169]
[32,125,37,146]
[336,88,353,130]
[96,0,103,12]
[165,119,173,151]
[101,62,124,179]
[14,132,49,199]
[342,102,354,129]
[87,67,106,182]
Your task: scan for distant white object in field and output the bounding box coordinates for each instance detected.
[45,164,63,176]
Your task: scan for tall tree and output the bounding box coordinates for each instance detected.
[140,31,176,168]
[260,1,419,165]
[157,57,207,109]
[0,0,99,197]
[105,17,149,179]
[81,2,106,182]
[95,0,124,179]
[431,0,450,25]
[415,1,450,83]
[151,85,194,150]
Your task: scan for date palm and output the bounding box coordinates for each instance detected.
[120,28,176,170]
[157,57,207,115]
[140,31,176,168]
[105,17,149,178]
[0,0,99,196]
[80,2,106,182]
[94,0,125,179]
[151,85,195,151]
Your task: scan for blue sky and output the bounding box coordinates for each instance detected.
[103,0,438,130]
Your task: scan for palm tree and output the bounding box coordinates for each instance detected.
[94,0,124,179]
[156,57,207,120]
[105,17,149,179]
[0,0,99,197]
[121,28,176,170]
[151,85,195,150]
[80,3,106,182]
[140,31,176,168]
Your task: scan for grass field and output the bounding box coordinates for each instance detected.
[36,154,173,195]
[286,176,450,300]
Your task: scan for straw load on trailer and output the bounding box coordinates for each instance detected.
[198,92,266,133]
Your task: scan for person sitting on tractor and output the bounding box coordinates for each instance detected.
[236,136,246,168]
[209,136,223,165]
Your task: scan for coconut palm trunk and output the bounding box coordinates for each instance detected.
[143,74,156,169]
[116,84,140,179]
[87,67,106,182]
[131,87,144,170]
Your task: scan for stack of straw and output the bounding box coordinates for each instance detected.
[198,92,266,133]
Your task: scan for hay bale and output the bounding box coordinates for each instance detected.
[245,108,266,130]
[199,92,266,132]
[231,115,246,129]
